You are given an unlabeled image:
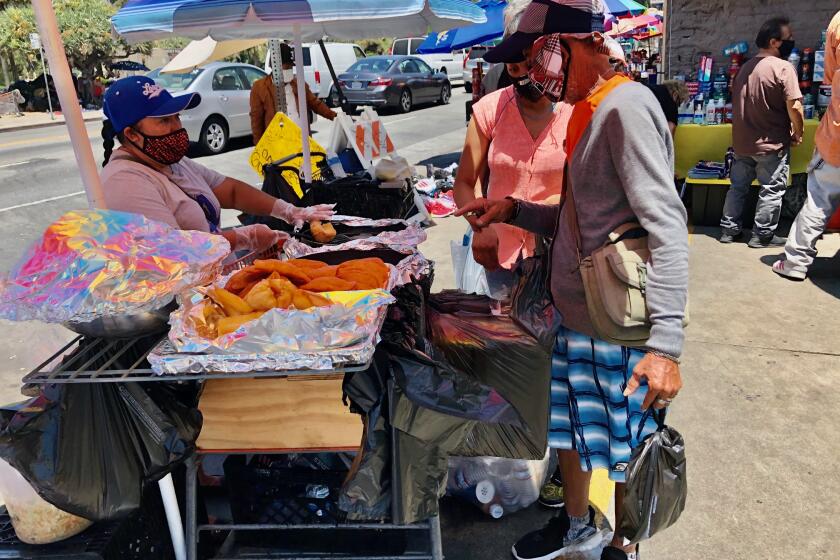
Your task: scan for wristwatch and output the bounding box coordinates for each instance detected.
[504,196,521,224]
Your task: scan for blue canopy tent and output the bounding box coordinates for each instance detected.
[417,0,505,54]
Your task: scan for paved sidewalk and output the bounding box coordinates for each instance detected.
[0,110,103,133]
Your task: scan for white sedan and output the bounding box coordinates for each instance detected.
[147,61,267,154]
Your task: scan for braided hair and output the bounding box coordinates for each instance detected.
[101,119,126,167]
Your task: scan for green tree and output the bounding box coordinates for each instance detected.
[0,0,152,81]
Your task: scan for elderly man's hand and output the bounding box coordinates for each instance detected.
[624,353,682,410]
[455,198,516,231]
[471,227,500,270]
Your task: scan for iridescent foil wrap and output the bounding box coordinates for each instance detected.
[148,333,380,375]
[164,274,395,370]
[301,217,427,253]
[0,209,230,324]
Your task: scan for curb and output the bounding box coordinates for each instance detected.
[0,114,104,134]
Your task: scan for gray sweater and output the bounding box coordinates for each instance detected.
[513,81,689,357]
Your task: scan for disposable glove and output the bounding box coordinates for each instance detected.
[270,199,336,231]
[232,224,288,252]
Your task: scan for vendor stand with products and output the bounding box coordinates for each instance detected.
[673,29,834,226]
[0,1,532,560]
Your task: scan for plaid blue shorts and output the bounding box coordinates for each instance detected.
[548,328,658,483]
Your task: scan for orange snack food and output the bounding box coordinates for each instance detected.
[301,277,357,292]
[252,260,312,286]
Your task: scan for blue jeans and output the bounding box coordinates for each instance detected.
[720,150,790,238]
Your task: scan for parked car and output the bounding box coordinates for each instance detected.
[390,37,465,83]
[338,55,451,114]
[264,42,366,105]
[148,62,266,154]
[463,46,494,94]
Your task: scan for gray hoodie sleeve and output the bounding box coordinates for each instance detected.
[511,201,559,237]
[603,100,689,358]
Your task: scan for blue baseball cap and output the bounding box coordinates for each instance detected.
[103,76,201,133]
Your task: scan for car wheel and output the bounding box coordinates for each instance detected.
[398,89,412,114]
[464,81,473,94]
[200,116,228,154]
[439,82,451,105]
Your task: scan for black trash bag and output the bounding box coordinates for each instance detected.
[510,254,563,351]
[619,410,687,544]
[340,348,393,521]
[0,381,202,521]
[424,293,551,459]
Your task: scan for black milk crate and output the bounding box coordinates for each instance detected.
[223,457,348,527]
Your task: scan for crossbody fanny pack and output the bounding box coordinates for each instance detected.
[565,179,689,347]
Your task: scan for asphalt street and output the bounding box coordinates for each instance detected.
[0,89,470,272]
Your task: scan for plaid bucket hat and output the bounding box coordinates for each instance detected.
[484,0,606,64]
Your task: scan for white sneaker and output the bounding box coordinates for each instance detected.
[772,259,807,281]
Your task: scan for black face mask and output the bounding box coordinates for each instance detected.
[513,75,544,102]
[778,39,795,60]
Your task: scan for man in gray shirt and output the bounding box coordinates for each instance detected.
[458,1,688,559]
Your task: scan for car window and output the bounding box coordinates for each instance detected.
[212,68,245,90]
[392,39,408,56]
[353,46,366,60]
[348,58,395,73]
[237,67,266,89]
[147,68,203,92]
[302,47,312,66]
[415,59,433,74]
[398,60,419,74]
[409,39,423,55]
[468,47,488,60]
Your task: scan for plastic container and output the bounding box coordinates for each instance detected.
[0,460,91,545]
[446,451,550,519]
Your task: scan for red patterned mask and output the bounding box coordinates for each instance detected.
[131,127,190,165]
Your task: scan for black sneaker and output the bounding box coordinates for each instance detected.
[748,234,787,248]
[601,545,640,560]
[538,472,565,509]
[719,231,743,244]
[511,506,599,560]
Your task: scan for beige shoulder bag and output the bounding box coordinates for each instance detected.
[566,184,688,348]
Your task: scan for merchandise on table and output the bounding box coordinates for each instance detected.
[0,209,228,325]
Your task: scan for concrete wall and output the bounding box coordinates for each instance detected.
[667,0,837,77]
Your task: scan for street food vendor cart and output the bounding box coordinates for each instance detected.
[6,1,486,559]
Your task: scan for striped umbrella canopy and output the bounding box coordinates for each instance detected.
[602,0,646,18]
[417,0,505,54]
[112,0,487,44]
[606,14,660,37]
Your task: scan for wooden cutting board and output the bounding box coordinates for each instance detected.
[196,377,363,452]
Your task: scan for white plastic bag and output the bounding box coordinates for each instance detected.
[446,450,550,518]
[374,155,413,182]
[0,459,91,544]
[450,228,489,296]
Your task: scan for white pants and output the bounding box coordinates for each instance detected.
[783,150,840,272]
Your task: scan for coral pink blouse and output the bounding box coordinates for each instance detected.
[472,86,571,269]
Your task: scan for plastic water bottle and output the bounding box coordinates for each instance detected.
[482,502,504,519]
[693,97,705,125]
[788,48,801,73]
[715,98,725,124]
[705,100,717,125]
